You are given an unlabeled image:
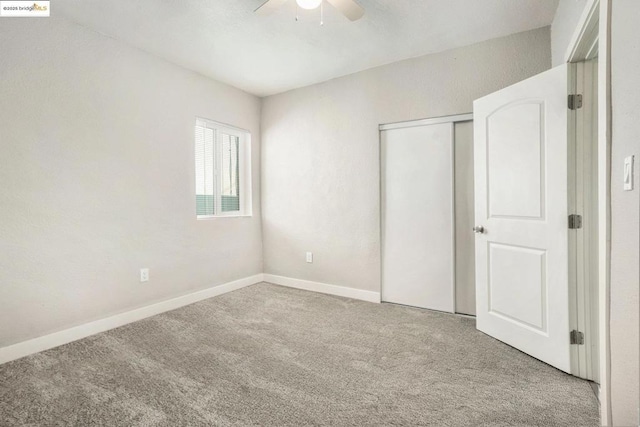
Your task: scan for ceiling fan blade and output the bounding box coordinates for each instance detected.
[254,0,289,15]
[326,0,365,21]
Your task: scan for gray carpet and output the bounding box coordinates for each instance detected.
[0,283,599,426]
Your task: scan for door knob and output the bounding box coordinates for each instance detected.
[473,226,485,234]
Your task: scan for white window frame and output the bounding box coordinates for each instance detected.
[195,117,252,219]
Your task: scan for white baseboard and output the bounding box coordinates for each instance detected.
[263,274,381,303]
[0,274,264,365]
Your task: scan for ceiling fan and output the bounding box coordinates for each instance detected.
[254,0,365,22]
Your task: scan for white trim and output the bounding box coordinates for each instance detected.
[263,274,381,303]
[448,122,456,313]
[195,117,250,134]
[565,0,600,63]
[0,274,264,365]
[596,1,612,423]
[197,214,253,219]
[379,113,473,131]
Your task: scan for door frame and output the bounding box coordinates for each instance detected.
[565,0,612,423]
[568,59,599,382]
[379,113,473,132]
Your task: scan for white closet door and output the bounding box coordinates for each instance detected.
[381,123,455,313]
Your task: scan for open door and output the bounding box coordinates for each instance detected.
[473,64,571,372]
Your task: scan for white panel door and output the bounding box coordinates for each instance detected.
[381,123,455,313]
[474,64,571,372]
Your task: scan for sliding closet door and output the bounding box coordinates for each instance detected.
[381,123,455,313]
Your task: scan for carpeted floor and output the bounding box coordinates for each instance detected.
[0,283,599,426]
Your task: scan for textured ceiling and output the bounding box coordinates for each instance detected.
[56,0,559,97]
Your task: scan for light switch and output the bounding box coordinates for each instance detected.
[624,156,634,191]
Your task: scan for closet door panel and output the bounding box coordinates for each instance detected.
[381,122,455,313]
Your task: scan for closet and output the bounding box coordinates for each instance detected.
[380,115,474,315]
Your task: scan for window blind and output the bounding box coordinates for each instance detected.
[195,125,215,216]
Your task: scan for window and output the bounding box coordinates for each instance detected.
[195,118,251,218]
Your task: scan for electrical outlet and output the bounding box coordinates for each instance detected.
[140,268,149,282]
[306,252,313,263]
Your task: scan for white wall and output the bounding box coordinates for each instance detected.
[261,27,551,294]
[551,0,589,66]
[609,1,640,424]
[0,17,263,347]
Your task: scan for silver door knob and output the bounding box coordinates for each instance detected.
[473,226,485,234]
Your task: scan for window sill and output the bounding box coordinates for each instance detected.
[197,214,252,220]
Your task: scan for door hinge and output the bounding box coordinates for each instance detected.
[570,330,585,345]
[568,214,583,229]
[568,94,583,110]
